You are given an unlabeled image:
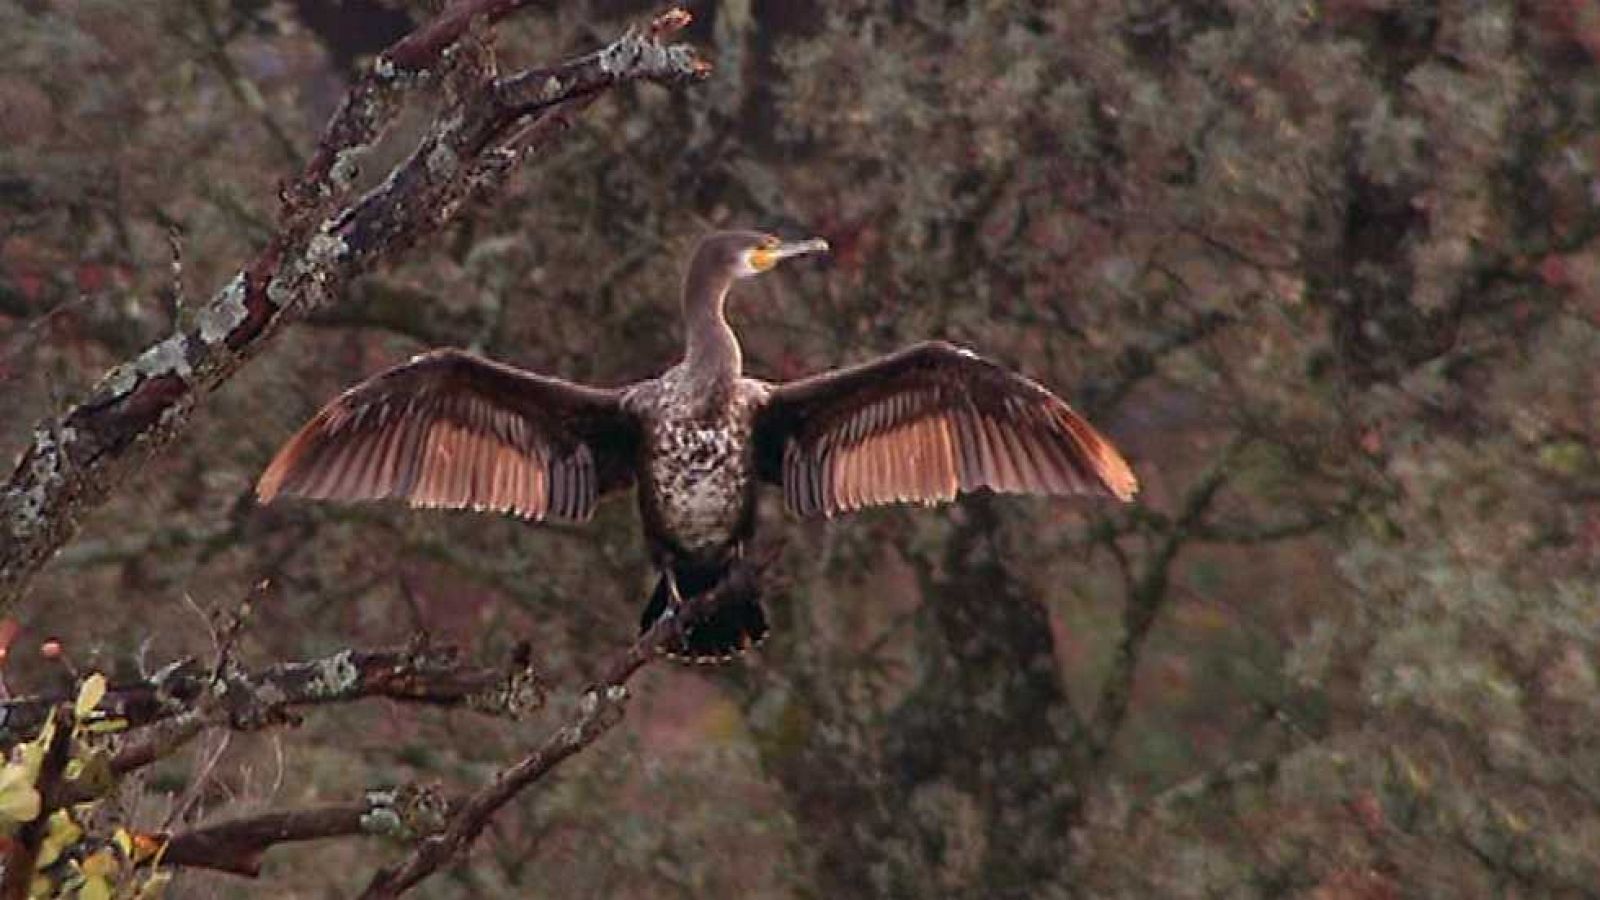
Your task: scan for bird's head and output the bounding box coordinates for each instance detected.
[697,230,830,281]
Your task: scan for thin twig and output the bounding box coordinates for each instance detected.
[358,555,768,899]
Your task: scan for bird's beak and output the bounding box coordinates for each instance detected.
[773,237,830,261]
[747,237,830,274]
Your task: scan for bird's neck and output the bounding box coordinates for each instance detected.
[682,264,741,390]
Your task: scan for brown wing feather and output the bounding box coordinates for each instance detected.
[753,341,1137,518]
[257,349,641,523]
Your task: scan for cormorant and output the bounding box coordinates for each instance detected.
[257,231,1138,661]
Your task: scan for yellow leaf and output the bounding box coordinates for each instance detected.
[78,875,113,900]
[19,712,56,782]
[0,764,42,827]
[75,674,107,721]
[134,870,172,900]
[82,718,128,735]
[28,874,52,899]
[79,848,118,879]
[37,810,81,868]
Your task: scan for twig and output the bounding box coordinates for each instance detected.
[1088,442,1239,758]
[123,560,763,883]
[357,555,768,899]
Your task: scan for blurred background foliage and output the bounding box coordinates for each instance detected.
[2,0,1599,897]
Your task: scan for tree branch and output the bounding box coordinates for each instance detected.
[131,559,764,886]
[1088,443,1238,758]
[160,783,450,878]
[0,6,709,611]
[357,555,764,898]
[0,643,546,753]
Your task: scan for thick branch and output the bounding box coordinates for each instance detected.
[0,644,545,752]
[0,8,708,611]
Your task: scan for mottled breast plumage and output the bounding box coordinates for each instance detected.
[630,370,769,554]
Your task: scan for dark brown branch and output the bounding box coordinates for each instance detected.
[359,556,765,898]
[161,783,450,878]
[162,805,368,877]
[137,561,765,885]
[1088,443,1237,758]
[0,644,545,753]
[0,7,708,611]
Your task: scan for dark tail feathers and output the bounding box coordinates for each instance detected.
[639,561,768,665]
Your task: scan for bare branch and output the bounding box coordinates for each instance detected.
[130,559,765,886]
[1088,443,1239,758]
[160,783,450,878]
[0,7,709,611]
[358,554,765,898]
[0,644,545,752]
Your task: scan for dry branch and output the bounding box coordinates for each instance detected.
[139,560,766,889]
[0,644,544,753]
[161,783,451,878]
[358,557,764,899]
[0,6,708,610]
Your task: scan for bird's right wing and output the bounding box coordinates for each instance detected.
[256,349,641,523]
[752,341,1136,518]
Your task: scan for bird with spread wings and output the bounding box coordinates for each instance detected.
[257,231,1137,662]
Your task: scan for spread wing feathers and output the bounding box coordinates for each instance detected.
[753,341,1138,518]
[256,349,641,523]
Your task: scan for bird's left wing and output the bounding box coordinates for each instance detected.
[752,341,1137,518]
[256,349,641,522]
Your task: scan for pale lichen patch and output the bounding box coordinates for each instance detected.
[599,31,696,77]
[137,335,193,380]
[359,785,446,841]
[426,140,459,180]
[310,649,360,697]
[330,148,362,192]
[266,229,352,312]
[304,230,349,268]
[92,334,191,407]
[197,274,249,345]
[7,426,73,538]
[360,788,404,838]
